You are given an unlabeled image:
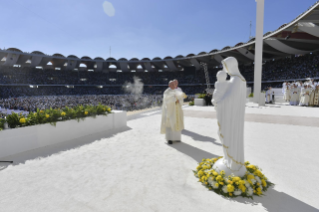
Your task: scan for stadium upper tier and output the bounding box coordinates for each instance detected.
[1,1,319,72]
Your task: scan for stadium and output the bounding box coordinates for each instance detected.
[1,1,319,212]
[0,1,319,101]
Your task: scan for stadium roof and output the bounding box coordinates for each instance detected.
[1,1,319,72]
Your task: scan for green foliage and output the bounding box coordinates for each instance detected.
[0,118,5,131]
[6,112,22,128]
[248,93,254,98]
[196,93,206,99]
[189,101,194,106]
[3,104,112,129]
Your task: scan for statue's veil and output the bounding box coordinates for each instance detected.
[222,57,246,82]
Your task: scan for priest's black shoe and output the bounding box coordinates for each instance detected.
[168,140,173,144]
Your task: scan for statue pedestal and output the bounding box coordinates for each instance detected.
[212,158,247,178]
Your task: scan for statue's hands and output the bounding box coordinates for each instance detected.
[175,100,179,104]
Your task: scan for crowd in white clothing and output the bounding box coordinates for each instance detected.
[282,80,319,106]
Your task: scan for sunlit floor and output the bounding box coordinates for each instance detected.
[0,104,318,212]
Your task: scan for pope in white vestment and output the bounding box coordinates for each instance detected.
[212,57,246,173]
[160,81,185,144]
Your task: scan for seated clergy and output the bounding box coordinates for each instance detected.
[265,87,272,104]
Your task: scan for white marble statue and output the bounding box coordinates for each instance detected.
[212,70,227,142]
[212,57,247,177]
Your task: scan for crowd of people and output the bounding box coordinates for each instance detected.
[0,53,318,111]
[0,53,318,89]
[0,66,204,85]
[241,53,319,82]
[281,80,319,106]
[0,94,163,113]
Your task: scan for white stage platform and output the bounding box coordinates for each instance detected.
[0,106,318,212]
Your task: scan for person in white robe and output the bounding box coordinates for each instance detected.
[173,79,186,132]
[160,81,184,144]
[309,85,319,107]
[284,83,291,102]
[299,84,312,106]
[282,82,286,95]
[290,84,300,106]
[265,87,272,103]
[212,57,246,173]
[299,85,306,106]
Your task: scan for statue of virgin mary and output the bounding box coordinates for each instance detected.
[212,57,247,177]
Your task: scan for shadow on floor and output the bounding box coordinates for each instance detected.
[226,187,318,212]
[0,127,132,169]
[168,142,219,163]
[182,129,221,146]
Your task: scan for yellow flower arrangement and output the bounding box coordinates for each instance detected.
[40,110,44,113]
[227,184,235,193]
[261,179,267,187]
[61,112,66,116]
[232,177,241,182]
[107,108,111,112]
[247,165,256,170]
[193,157,273,199]
[45,114,50,118]
[247,174,255,185]
[84,111,88,115]
[256,187,262,195]
[19,118,26,124]
[254,169,263,177]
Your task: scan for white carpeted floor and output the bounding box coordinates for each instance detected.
[0,106,319,212]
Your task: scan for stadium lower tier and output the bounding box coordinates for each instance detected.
[0,83,284,98]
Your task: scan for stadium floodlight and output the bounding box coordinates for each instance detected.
[144,70,148,72]
[96,85,103,89]
[131,70,136,72]
[65,85,74,88]
[29,85,38,88]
